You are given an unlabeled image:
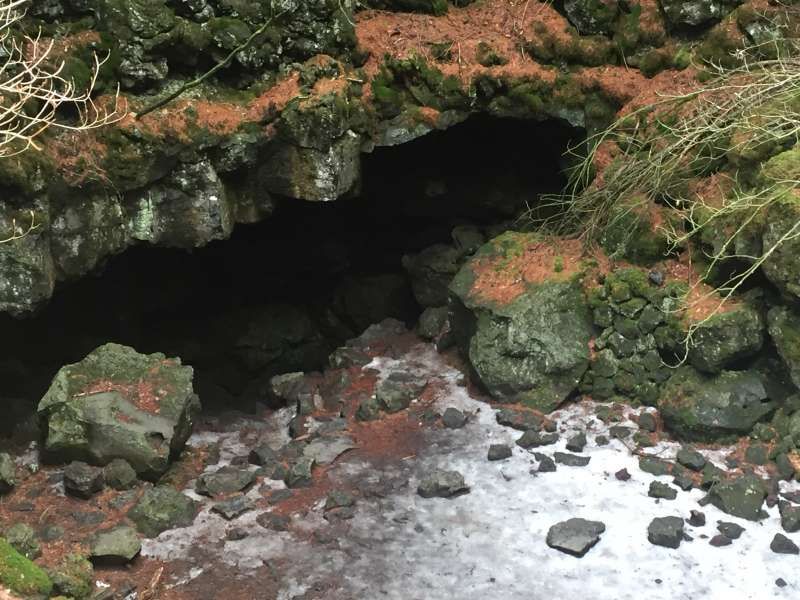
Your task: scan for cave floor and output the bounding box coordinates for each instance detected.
[2,332,798,600]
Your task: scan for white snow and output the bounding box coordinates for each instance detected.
[145,343,798,600]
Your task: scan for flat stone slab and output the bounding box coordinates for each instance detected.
[546,518,606,557]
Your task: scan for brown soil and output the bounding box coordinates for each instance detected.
[466,237,600,306]
[661,255,740,322]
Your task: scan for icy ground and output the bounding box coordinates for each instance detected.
[143,344,799,600]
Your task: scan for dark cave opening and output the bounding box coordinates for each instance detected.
[0,115,583,435]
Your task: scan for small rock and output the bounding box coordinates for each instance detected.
[649,270,664,286]
[90,526,141,564]
[615,468,631,481]
[771,533,800,554]
[647,516,684,549]
[776,578,787,588]
[0,452,16,493]
[546,518,606,557]
[248,443,278,466]
[700,462,725,489]
[267,489,294,505]
[495,408,543,431]
[196,466,256,497]
[285,457,315,489]
[717,521,745,539]
[441,407,467,429]
[595,435,609,446]
[325,490,355,511]
[744,443,768,465]
[356,396,381,421]
[649,481,678,500]
[710,534,732,547]
[63,461,105,499]
[672,470,694,491]
[676,447,706,471]
[534,453,557,473]
[688,510,706,527]
[779,501,800,533]
[609,426,632,439]
[212,495,255,520]
[638,412,657,432]
[256,512,290,531]
[128,486,198,538]
[566,432,587,453]
[554,452,591,467]
[417,469,469,499]
[376,372,426,413]
[39,524,65,542]
[516,431,558,449]
[706,474,767,521]
[487,444,512,461]
[50,553,93,599]
[4,523,41,559]
[226,527,249,541]
[103,459,138,491]
[639,456,671,476]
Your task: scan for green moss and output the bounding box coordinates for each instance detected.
[0,537,52,597]
[49,553,93,599]
[476,41,508,67]
[760,147,800,184]
[527,22,616,67]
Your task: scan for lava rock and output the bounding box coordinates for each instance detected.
[488,444,513,461]
[325,490,355,511]
[103,458,138,491]
[376,372,426,413]
[495,408,543,431]
[63,461,105,499]
[4,523,40,560]
[226,527,249,541]
[441,407,467,429]
[710,534,732,547]
[0,453,15,493]
[660,0,730,27]
[771,533,800,554]
[90,526,141,564]
[285,457,316,488]
[595,435,610,446]
[417,469,469,499]
[647,516,685,549]
[687,304,764,374]
[212,495,255,520]
[639,456,671,476]
[566,432,587,452]
[649,481,678,500]
[676,447,706,471]
[248,443,278,466]
[779,501,800,533]
[706,474,768,521]
[688,510,706,527]
[609,426,632,440]
[196,466,256,497]
[638,412,657,432]
[615,468,631,481]
[516,431,559,449]
[700,462,725,490]
[658,367,774,441]
[257,512,290,531]
[717,521,745,539]
[534,453,557,473]
[50,553,93,599]
[546,518,606,557]
[554,452,591,467]
[37,343,200,479]
[776,578,788,588]
[128,486,198,538]
[355,396,381,422]
[672,468,694,491]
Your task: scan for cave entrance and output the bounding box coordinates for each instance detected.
[0,115,583,434]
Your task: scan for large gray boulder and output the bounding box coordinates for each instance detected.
[450,233,593,412]
[38,343,200,479]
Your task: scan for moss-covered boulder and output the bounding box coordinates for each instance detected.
[49,554,94,599]
[0,453,15,493]
[687,303,764,373]
[768,306,800,388]
[563,0,620,35]
[658,366,775,440]
[37,343,200,479]
[0,537,53,597]
[705,473,768,520]
[761,191,800,300]
[4,524,40,561]
[599,196,675,265]
[450,233,593,412]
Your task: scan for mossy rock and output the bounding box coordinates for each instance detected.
[449,233,593,412]
[49,554,94,599]
[761,191,800,300]
[687,303,764,373]
[599,195,675,264]
[0,537,52,597]
[658,366,775,441]
[768,306,800,389]
[563,0,620,35]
